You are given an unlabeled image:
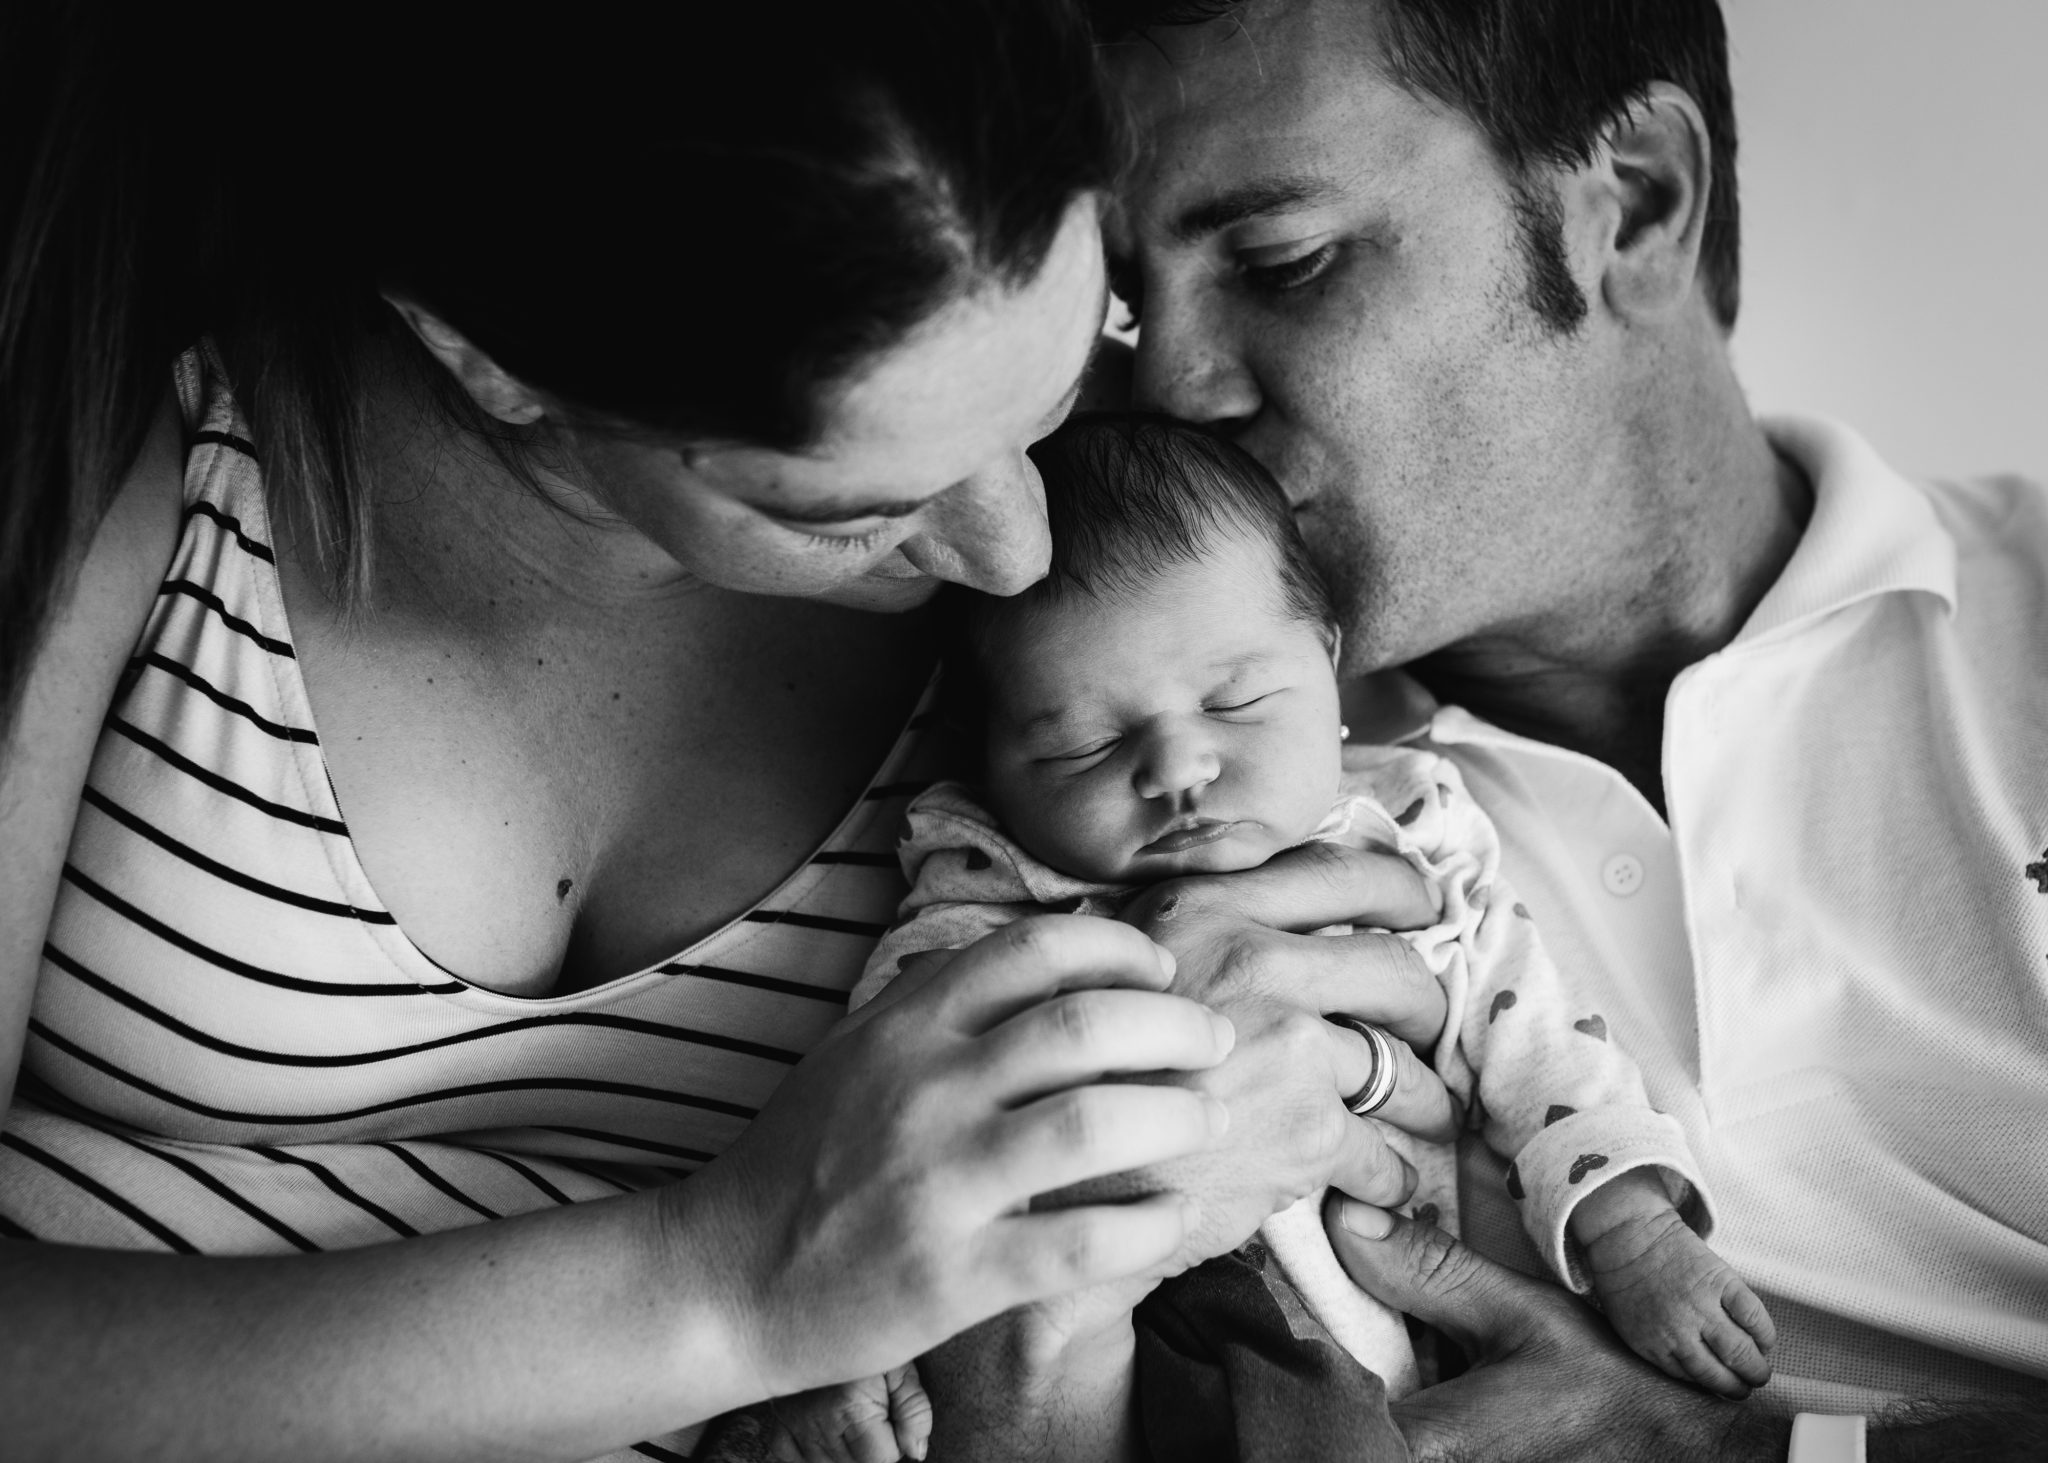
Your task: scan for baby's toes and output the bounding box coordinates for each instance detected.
[1722,1276,1778,1354]
[1675,1332,1754,1400]
[1704,1307,1773,1391]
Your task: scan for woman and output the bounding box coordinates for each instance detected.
[0,4,1444,1458]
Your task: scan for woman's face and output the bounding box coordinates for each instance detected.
[569,195,1109,611]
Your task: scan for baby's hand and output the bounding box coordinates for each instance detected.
[765,1362,932,1463]
[1569,1169,1775,1398]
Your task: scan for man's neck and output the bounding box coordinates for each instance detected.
[1414,416,1812,817]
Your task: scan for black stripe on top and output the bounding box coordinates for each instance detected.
[45,943,802,1066]
[475,1150,575,1207]
[124,655,319,744]
[185,499,275,563]
[59,865,450,996]
[808,851,899,868]
[373,1143,502,1223]
[533,1126,716,1167]
[654,961,852,1006]
[93,1123,320,1253]
[742,909,889,938]
[157,580,296,657]
[0,1131,197,1253]
[631,1442,692,1463]
[109,719,343,829]
[80,787,397,924]
[248,1146,418,1239]
[29,1020,762,1125]
[192,428,259,460]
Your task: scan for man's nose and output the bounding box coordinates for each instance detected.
[1132,287,1261,428]
[1132,723,1221,803]
[898,452,1051,597]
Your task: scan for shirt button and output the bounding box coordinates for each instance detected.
[1601,853,1645,897]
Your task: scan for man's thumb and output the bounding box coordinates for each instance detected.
[1322,1194,1553,1358]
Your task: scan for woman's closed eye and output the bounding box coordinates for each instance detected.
[1204,691,1273,715]
[796,523,895,553]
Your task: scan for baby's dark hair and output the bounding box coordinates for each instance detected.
[942,411,1337,729]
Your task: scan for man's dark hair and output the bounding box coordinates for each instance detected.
[944,412,1337,726]
[1095,0,1740,333]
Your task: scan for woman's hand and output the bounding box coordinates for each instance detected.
[675,914,1238,1402]
[1119,840,1460,1267]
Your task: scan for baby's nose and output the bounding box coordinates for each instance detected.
[1133,729,1220,801]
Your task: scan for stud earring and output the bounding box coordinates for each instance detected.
[1339,724,1351,742]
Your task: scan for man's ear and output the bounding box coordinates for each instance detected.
[1576,82,1714,322]
[384,295,547,425]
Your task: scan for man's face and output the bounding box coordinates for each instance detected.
[1108,0,1636,672]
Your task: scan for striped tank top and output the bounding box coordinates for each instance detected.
[4,343,937,1292]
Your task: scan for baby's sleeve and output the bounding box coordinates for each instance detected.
[1378,753,1715,1294]
[849,782,1108,1012]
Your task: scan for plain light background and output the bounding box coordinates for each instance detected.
[1726,0,2047,480]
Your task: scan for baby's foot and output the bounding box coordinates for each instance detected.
[765,1362,932,1463]
[1572,1171,1775,1398]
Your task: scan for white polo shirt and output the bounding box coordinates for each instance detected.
[1406,417,2048,1410]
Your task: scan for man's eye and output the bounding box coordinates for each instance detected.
[1241,242,1339,294]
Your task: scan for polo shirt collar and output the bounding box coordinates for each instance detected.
[1374,414,1957,754]
[1736,414,1957,645]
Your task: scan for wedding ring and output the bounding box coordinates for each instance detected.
[1328,1015,1399,1117]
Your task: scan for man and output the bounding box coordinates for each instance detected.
[1094,0,2048,1457]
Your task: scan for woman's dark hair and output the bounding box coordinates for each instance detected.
[1093,0,1740,333]
[943,412,1336,729]
[0,0,1112,730]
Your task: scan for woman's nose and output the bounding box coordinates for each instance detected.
[897,452,1050,596]
[1132,724,1221,803]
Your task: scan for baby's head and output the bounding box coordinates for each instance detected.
[952,413,1345,883]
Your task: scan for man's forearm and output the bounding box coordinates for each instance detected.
[1870,1404,2048,1462]
[922,1306,1138,1463]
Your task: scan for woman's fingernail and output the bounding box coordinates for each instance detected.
[1155,943,1177,979]
[1203,1093,1232,1137]
[1340,1200,1395,1239]
[1209,1011,1236,1056]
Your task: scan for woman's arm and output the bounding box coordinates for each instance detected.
[0,389,183,1119]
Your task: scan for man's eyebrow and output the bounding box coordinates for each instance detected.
[1174,177,1337,245]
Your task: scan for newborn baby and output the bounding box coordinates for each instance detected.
[764,414,1773,1463]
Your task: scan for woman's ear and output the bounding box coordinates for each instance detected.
[1574,81,1714,323]
[1327,622,1344,670]
[383,295,547,425]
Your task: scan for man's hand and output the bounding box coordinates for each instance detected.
[1324,1200,1791,1462]
[1121,841,1462,1266]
